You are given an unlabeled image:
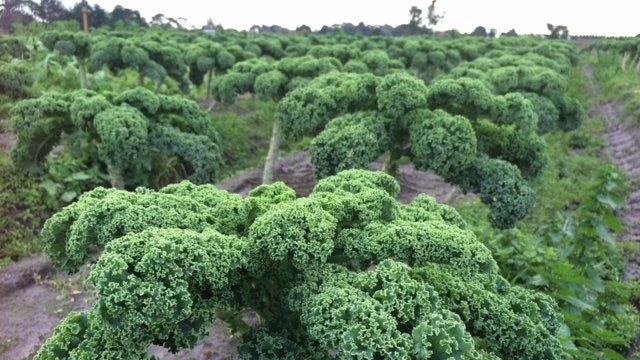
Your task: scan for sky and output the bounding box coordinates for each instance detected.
[60,0,640,37]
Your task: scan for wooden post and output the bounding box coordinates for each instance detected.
[81,4,90,33]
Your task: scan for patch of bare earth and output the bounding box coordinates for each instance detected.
[0,131,16,154]
[0,255,89,359]
[218,150,464,204]
[0,255,238,360]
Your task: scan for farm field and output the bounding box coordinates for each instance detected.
[0,2,639,360]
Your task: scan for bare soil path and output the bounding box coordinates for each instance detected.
[582,65,640,281]
[0,131,15,154]
[0,148,461,359]
[217,150,462,204]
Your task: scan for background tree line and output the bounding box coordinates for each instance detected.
[0,0,147,32]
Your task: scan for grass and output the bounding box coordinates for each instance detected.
[0,152,58,266]
[585,51,640,125]
[210,98,277,177]
[211,97,312,180]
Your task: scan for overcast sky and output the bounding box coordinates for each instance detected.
[61,0,639,36]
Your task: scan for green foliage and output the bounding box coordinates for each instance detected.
[208,99,277,175]
[376,72,427,118]
[426,77,546,177]
[310,112,390,178]
[211,72,252,104]
[279,72,535,228]
[557,95,586,131]
[0,37,30,61]
[455,117,640,359]
[10,88,223,189]
[521,92,559,134]
[0,154,58,263]
[277,72,378,142]
[408,109,477,180]
[89,36,190,90]
[254,70,287,100]
[213,55,342,104]
[37,169,564,359]
[473,157,535,229]
[0,62,33,99]
[40,31,91,60]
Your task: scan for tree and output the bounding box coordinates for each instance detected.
[471,26,487,37]
[67,2,108,29]
[10,87,223,189]
[202,17,215,30]
[407,6,423,35]
[35,169,564,359]
[150,13,185,29]
[295,24,311,34]
[547,23,569,39]
[426,0,443,25]
[33,0,68,23]
[0,0,38,32]
[109,5,147,27]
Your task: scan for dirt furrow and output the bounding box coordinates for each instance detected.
[217,150,462,204]
[583,65,640,281]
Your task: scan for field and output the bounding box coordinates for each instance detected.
[0,14,639,360]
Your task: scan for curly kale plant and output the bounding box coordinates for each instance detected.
[10,87,222,189]
[276,71,534,228]
[89,36,190,91]
[211,55,342,105]
[185,40,241,100]
[0,62,32,99]
[40,31,92,88]
[36,169,564,360]
[444,56,585,133]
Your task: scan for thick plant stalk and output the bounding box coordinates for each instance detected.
[621,52,629,70]
[207,99,217,112]
[443,187,459,204]
[262,118,282,184]
[382,146,402,178]
[78,60,88,89]
[138,73,145,86]
[109,167,125,189]
[206,69,214,100]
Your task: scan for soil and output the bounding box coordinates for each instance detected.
[217,151,463,204]
[0,149,461,359]
[0,131,16,155]
[582,65,640,281]
[0,255,91,360]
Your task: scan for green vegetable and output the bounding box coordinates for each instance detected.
[36,169,564,360]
